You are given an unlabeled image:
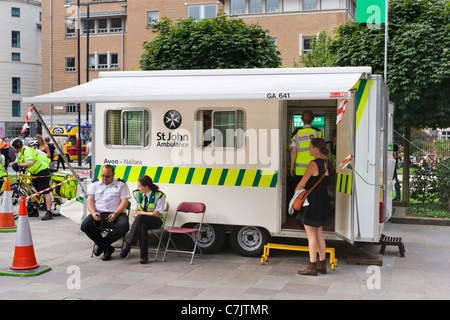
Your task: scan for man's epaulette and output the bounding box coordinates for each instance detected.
[117,178,126,183]
[311,126,322,132]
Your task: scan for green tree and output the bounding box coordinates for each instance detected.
[294,30,334,67]
[330,0,450,203]
[140,13,281,70]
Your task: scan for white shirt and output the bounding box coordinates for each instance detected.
[130,190,165,213]
[87,177,130,213]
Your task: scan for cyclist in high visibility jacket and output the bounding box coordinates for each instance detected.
[0,153,6,191]
[11,138,54,220]
[120,175,166,264]
[290,110,323,182]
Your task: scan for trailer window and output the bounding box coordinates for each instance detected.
[196,109,245,148]
[106,109,150,147]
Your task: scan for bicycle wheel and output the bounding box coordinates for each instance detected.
[2,184,30,219]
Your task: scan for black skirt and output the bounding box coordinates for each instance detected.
[301,159,332,227]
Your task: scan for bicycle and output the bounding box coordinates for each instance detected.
[0,168,78,219]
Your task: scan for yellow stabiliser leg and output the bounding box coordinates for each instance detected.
[261,243,337,270]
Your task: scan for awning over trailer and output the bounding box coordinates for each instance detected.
[23,67,371,104]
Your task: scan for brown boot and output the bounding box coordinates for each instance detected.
[317,260,327,274]
[297,261,317,276]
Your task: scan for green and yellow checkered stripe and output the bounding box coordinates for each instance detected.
[95,165,278,188]
[336,173,352,195]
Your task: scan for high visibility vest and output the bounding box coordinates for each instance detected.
[292,127,322,176]
[17,147,49,175]
[0,154,6,178]
[327,140,336,167]
[35,149,51,164]
[133,190,165,221]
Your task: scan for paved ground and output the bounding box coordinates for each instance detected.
[1,164,449,305]
[1,206,450,302]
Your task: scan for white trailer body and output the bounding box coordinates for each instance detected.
[24,67,394,256]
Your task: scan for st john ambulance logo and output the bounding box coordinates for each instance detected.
[164,110,182,129]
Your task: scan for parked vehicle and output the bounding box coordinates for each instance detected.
[50,124,91,162]
[24,67,395,257]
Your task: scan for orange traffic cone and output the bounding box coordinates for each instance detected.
[0,196,51,277]
[0,178,17,232]
[10,196,39,270]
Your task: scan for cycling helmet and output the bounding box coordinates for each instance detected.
[11,138,23,150]
[28,140,40,148]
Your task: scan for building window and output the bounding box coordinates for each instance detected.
[12,78,21,94]
[98,54,108,69]
[12,101,21,117]
[65,0,76,5]
[88,53,120,70]
[110,53,118,69]
[147,11,159,28]
[110,18,122,33]
[84,20,95,34]
[106,109,150,147]
[66,57,76,72]
[66,22,75,38]
[11,7,20,17]
[303,0,317,10]
[196,109,245,148]
[303,36,312,51]
[266,0,280,12]
[11,52,20,61]
[231,0,279,14]
[321,0,340,9]
[230,0,246,15]
[12,31,20,48]
[89,54,95,70]
[299,34,312,55]
[98,19,108,33]
[66,103,76,113]
[249,0,263,13]
[188,4,217,21]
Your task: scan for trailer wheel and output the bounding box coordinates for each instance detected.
[230,226,271,257]
[182,223,226,254]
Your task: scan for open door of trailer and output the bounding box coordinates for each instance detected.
[335,76,384,244]
[334,91,356,244]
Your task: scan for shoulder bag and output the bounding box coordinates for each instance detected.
[293,160,328,211]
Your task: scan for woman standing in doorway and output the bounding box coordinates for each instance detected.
[294,138,332,276]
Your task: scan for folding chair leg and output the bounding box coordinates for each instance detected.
[190,242,197,264]
[189,234,203,264]
[162,233,172,262]
[152,233,166,261]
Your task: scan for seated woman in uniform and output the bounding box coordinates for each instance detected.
[120,175,166,264]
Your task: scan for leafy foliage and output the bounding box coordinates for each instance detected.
[410,160,437,204]
[436,158,450,210]
[330,0,450,131]
[294,31,334,67]
[140,13,282,70]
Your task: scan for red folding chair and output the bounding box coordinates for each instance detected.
[162,202,206,264]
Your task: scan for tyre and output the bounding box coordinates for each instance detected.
[230,226,271,257]
[182,223,226,254]
[2,185,30,219]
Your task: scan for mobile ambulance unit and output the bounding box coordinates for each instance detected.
[24,67,395,257]
[50,124,91,162]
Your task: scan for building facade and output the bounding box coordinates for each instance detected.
[41,0,355,125]
[0,0,41,137]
